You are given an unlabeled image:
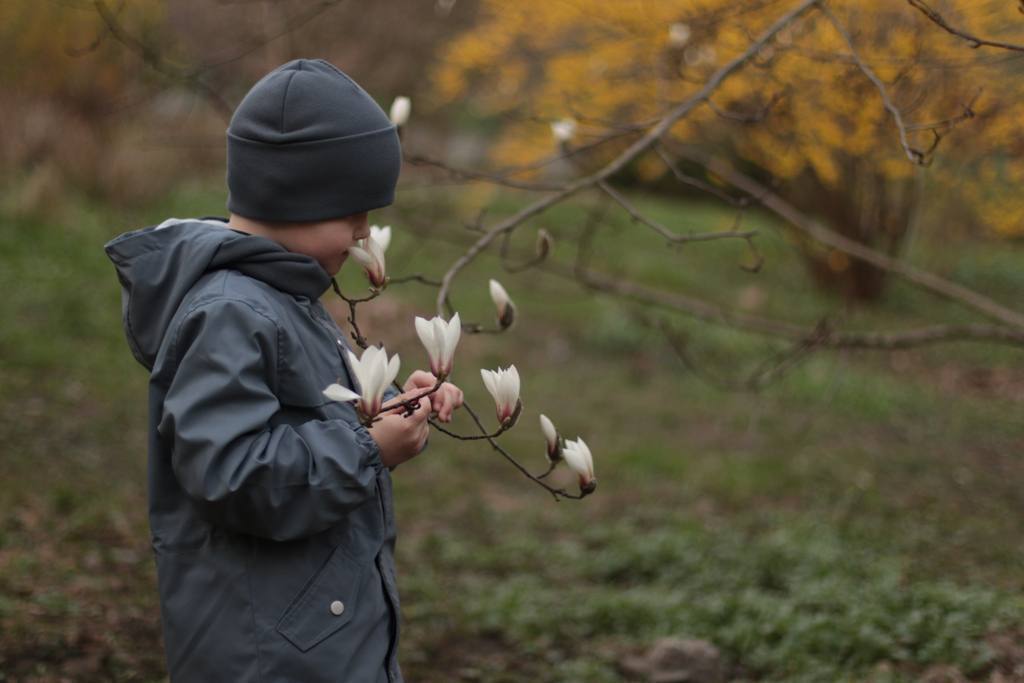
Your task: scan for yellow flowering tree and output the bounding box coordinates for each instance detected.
[432,0,1024,299]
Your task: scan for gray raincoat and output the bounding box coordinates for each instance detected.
[104,217,407,682]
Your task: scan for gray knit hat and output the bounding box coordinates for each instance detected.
[226,59,401,222]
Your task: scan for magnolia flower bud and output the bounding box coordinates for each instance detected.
[389,96,411,127]
[539,413,561,464]
[562,437,596,494]
[325,345,401,420]
[488,278,516,329]
[668,22,691,48]
[550,118,577,144]
[480,364,521,426]
[349,229,388,289]
[414,312,461,379]
[536,229,553,260]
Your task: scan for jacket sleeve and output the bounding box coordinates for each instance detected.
[158,298,384,542]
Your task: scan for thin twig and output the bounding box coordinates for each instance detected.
[93,0,233,119]
[597,181,758,245]
[820,3,925,164]
[907,0,1024,52]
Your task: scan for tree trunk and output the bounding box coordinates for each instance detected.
[788,160,920,302]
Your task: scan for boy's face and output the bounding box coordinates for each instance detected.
[226,211,372,277]
[293,211,371,277]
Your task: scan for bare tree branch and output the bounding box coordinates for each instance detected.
[820,3,927,164]
[654,315,828,391]
[654,145,750,207]
[597,180,757,245]
[93,0,233,119]
[907,0,1024,52]
[668,146,1024,330]
[396,201,1024,352]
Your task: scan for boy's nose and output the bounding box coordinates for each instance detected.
[352,213,370,240]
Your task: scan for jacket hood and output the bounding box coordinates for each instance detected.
[104,217,332,370]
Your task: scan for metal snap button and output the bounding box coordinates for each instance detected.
[330,600,345,616]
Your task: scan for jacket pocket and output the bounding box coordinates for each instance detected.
[275,546,368,652]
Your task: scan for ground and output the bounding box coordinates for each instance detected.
[0,179,1021,682]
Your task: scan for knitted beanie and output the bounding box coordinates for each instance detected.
[226,59,401,222]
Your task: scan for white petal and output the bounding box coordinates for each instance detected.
[575,437,594,476]
[540,414,557,444]
[365,349,387,400]
[368,236,386,265]
[346,349,365,389]
[384,352,401,388]
[415,316,440,361]
[348,246,374,269]
[428,317,445,360]
[323,383,361,403]
[562,440,586,477]
[505,365,520,404]
[480,368,499,402]
[371,225,392,252]
[444,312,462,362]
[489,279,510,309]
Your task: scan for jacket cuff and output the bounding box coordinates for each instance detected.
[352,422,385,474]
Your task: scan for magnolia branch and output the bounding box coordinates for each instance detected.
[439,401,586,501]
[332,273,590,499]
[331,279,378,349]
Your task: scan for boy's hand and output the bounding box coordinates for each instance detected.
[368,391,431,469]
[403,370,465,423]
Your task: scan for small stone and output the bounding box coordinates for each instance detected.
[620,637,723,683]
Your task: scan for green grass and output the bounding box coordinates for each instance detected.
[1,176,1022,681]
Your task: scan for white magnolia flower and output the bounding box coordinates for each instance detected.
[562,437,596,493]
[488,278,516,329]
[369,224,392,252]
[668,22,691,47]
[414,312,462,379]
[349,230,388,288]
[480,364,521,425]
[389,96,411,127]
[550,118,577,143]
[325,345,401,419]
[539,413,561,463]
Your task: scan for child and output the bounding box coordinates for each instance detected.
[104,59,462,682]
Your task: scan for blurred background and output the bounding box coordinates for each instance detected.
[1,1,1022,681]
